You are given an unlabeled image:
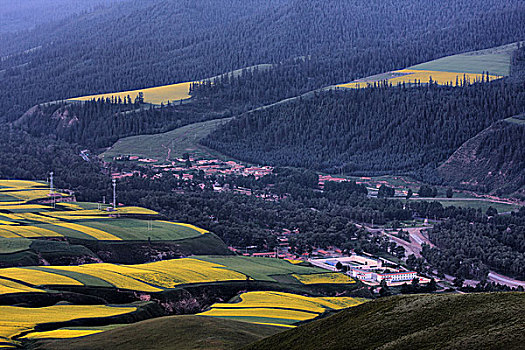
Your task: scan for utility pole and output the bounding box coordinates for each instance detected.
[112,178,117,209]
[49,172,55,208]
[49,172,54,195]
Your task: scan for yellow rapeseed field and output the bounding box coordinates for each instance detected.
[338,69,501,89]
[0,278,44,296]
[69,82,193,105]
[56,202,83,210]
[0,225,61,238]
[0,227,21,238]
[0,204,49,211]
[51,222,121,240]
[0,268,83,287]
[157,221,209,234]
[3,258,247,291]
[198,291,366,327]
[284,259,304,265]
[0,189,62,202]
[292,272,356,285]
[21,329,103,339]
[0,180,45,189]
[48,264,163,292]
[0,305,136,341]
[198,307,316,321]
[46,207,158,218]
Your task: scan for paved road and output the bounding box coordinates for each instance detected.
[488,271,525,288]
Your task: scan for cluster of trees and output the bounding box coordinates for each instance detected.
[15,97,238,150]
[0,127,111,200]
[1,0,524,122]
[423,208,525,280]
[204,80,525,177]
[418,185,439,198]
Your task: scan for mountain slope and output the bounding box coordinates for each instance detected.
[27,315,283,350]
[2,0,525,121]
[438,117,525,196]
[246,292,525,350]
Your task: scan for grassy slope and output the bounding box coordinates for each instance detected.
[195,256,325,282]
[34,315,282,350]
[408,42,519,76]
[246,292,525,350]
[101,118,234,162]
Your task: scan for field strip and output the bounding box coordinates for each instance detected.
[50,222,122,240]
[157,221,209,234]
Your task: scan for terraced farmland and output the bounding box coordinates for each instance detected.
[0,180,208,242]
[198,291,366,327]
[0,257,349,294]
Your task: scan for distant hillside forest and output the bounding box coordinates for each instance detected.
[203,78,525,179]
[1,0,524,121]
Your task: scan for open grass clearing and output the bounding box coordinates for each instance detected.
[101,118,234,162]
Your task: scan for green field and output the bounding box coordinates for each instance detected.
[195,256,325,282]
[409,42,520,76]
[101,118,234,162]
[0,238,32,254]
[247,292,525,350]
[73,219,203,241]
[33,315,282,350]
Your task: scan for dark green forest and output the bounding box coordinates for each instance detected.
[203,80,525,178]
[1,0,524,121]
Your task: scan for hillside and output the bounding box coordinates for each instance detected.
[32,315,283,350]
[101,118,234,162]
[246,292,525,350]
[203,79,525,176]
[438,117,525,197]
[0,0,123,34]
[2,0,525,121]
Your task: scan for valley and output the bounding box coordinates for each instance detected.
[0,1,524,349]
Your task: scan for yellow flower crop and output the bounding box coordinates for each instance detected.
[0,180,45,189]
[0,305,136,341]
[2,259,246,292]
[69,82,193,105]
[0,278,44,295]
[0,225,62,238]
[292,273,356,285]
[157,221,209,234]
[198,291,366,327]
[284,259,304,265]
[48,265,163,292]
[0,204,50,211]
[198,307,316,321]
[51,222,121,240]
[0,227,20,238]
[55,202,83,210]
[21,329,103,339]
[0,268,83,287]
[338,69,501,89]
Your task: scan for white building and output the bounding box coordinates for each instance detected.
[374,271,417,283]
